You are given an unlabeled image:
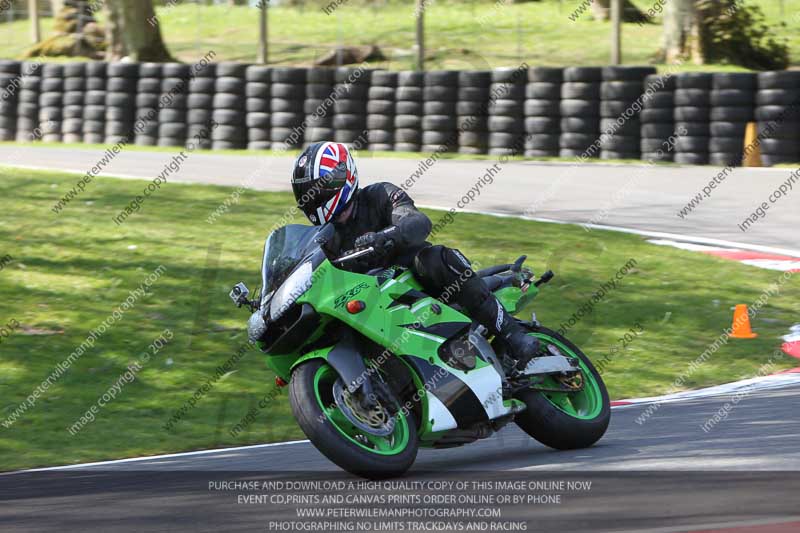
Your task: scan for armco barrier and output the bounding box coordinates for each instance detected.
[0,60,797,166]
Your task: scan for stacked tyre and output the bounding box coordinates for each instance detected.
[304,68,334,145]
[524,67,561,158]
[640,73,676,162]
[61,63,86,144]
[158,63,190,147]
[422,71,459,152]
[488,68,526,156]
[105,62,138,144]
[82,61,106,144]
[0,60,20,141]
[39,64,64,142]
[394,72,423,152]
[134,62,161,146]
[709,73,756,166]
[270,67,306,150]
[673,73,712,165]
[456,71,490,155]
[600,66,655,160]
[560,67,602,158]
[245,65,270,150]
[16,61,42,142]
[188,62,215,150]
[367,70,397,152]
[333,67,370,147]
[212,63,247,150]
[755,71,800,166]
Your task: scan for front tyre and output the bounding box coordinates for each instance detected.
[288,359,418,479]
[514,326,610,450]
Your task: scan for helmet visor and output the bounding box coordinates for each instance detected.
[318,162,348,190]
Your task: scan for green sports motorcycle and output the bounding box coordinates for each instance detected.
[230,223,610,478]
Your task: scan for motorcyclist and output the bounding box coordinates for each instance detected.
[291,141,539,370]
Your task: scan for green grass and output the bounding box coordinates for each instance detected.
[0,166,797,471]
[0,0,797,69]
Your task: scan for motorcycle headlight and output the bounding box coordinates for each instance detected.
[247,310,267,342]
[270,261,313,320]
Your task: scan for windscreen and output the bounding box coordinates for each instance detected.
[260,224,323,297]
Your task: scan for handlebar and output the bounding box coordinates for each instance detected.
[332,239,395,266]
[332,246,378,265]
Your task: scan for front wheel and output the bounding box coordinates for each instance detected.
[513,326,610,450]
[288,359,418,479]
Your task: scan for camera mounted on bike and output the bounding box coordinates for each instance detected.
[230,282,259,311]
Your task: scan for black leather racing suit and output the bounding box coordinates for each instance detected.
[322,182,517,341]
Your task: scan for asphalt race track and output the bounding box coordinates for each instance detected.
[1,146,798,250]
[27,382,800,472]
[3,382,800,532]
[2,148,799,531]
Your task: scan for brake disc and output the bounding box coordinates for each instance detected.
[332,379,396,437]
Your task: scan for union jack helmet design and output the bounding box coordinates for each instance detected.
[291,141,359,225]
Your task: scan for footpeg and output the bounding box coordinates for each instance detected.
[513,350,536,372]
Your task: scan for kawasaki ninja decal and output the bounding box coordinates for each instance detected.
[334,282,370,309]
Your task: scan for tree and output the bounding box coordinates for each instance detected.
[661,0,701,64]
[591,0,648,23]
[660,0,788,70]
[104,0,173,62]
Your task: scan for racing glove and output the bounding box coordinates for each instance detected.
[354,226,398,254]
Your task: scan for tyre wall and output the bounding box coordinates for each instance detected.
[755,71,800,166]
[673,73,712,165]
[710,73,756,166]
[560,66,602,159]
[524,67,562,158]
[640,72,675,163]
[0,60,795,166]
[600,66,656,161]
[0,60,21,142]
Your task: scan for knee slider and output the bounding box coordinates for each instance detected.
[442,247,473,277]
[414,245,469,288]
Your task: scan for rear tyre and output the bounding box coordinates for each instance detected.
[289,359,418,479]
[514,326,610,450]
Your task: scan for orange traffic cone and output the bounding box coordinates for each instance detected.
[731,304,758,339]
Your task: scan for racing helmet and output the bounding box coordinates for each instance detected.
[291,141,359,225]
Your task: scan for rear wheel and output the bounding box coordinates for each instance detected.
[513,326,610,450]
[289,359,418,479]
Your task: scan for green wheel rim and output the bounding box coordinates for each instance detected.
[312,364,411,456]
[529,333,604,420]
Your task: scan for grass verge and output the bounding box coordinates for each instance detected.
[0,166,797,471]
[0,0,796,69]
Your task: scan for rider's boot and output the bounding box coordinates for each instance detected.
[498,309,540,371]
[461,277,540,371]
